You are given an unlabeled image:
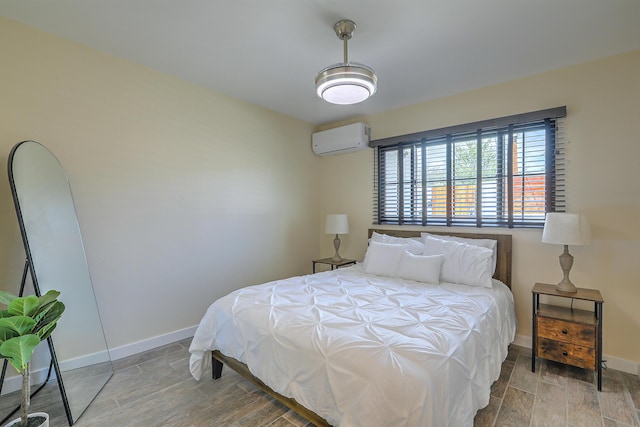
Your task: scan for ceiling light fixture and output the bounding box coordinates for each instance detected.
[316,19,377,105]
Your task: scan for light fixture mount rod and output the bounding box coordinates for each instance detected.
[334,19,356,64]
[333,19,356,40]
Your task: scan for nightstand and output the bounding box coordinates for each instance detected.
[531,282,603,390]
[312,257,356,273]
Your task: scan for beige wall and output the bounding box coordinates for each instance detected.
[0,18,319,357]
[1,16,637,375]
[318,50,640,369]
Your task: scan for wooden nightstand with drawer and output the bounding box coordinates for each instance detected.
[532,282,604,390]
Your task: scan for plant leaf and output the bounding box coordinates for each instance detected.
[34,301,64,336]
[0,316,36,335]
[0,291,17,306]
[36,322,58,341]
[7,295,39,317]
[33,301,55,324]
[0,324,19,344]
[37,290,61,308]
[33,299,64,323]
[0,335,39,373]
[0,309,11,318]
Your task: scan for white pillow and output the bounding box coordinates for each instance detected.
[371,232,424,254]
[422,236,494,288]
[363,241,407,277]
[396,252,444,284]
[421,232,498,275]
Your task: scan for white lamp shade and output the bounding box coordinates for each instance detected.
[542,213,591,246]
[325,214,349,235]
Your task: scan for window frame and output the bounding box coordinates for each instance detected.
[372,107,566,228]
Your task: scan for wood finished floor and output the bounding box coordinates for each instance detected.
[1,340,638,426]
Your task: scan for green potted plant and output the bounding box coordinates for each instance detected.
[0,290,65,427]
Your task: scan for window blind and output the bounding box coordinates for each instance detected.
[373,107,566,228]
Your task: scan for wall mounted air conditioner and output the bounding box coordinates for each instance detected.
[312,122,371,156]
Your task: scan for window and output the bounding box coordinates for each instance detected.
[372,107,566,228]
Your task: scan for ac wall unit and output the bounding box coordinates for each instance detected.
[312,122,371,156]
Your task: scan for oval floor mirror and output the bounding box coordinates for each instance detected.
[4,140,113,425]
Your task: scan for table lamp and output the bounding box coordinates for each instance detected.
[542,212,591,293]
[325,214,349,262]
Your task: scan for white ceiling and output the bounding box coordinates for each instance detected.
[2,1,640,125]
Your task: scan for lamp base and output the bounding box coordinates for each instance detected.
[332,234,343,262]
[555,278,577,293]
[555,245,578,293]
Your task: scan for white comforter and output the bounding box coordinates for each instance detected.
[189,264,516,427]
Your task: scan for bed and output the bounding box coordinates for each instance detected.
[189,229,516,426]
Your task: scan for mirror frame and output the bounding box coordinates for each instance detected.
[4,140,113,425]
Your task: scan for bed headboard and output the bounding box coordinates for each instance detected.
[368,229,512,288]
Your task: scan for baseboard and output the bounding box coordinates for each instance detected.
[1,325,197,396]
[108,325,197,361]
[58,350,111,371]
[0,367,52,396]
[513,334,639,376]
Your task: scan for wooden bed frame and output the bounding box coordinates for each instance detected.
[210,229,513,426]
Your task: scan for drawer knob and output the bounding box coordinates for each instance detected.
[562,351,568,356]
[561,329,568,334]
